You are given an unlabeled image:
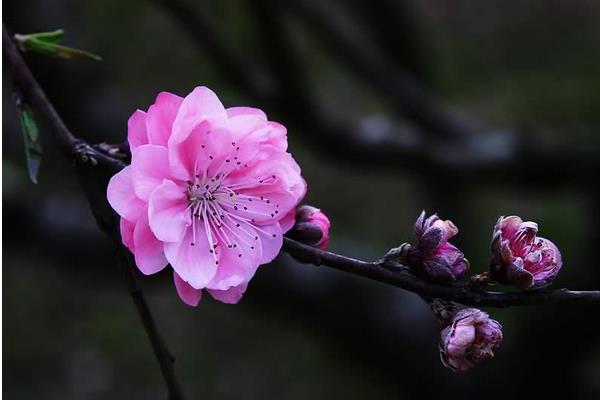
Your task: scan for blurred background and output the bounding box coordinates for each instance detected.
[3,0,600,399]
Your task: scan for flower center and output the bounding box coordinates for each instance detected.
[183,157,281,265]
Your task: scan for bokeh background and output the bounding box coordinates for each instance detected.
[3,0,600,399]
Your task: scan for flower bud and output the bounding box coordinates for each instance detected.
[408,211,469,283]
[440,308,503,372]
[490,216,562,289]
[287,205,331,250]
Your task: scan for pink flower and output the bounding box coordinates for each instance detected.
[408,211,469,283]
[440,308,503,372]
[287,205,331,250]
[490,216,562,289]
[107,86,306,306]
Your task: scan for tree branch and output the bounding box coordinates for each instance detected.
[282,238,600,308]
[116,247,185,400]
[2,26,125,173]
[3,24,184,400]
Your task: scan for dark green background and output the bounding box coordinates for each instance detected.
[3,0,600,399]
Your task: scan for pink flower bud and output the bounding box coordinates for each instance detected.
[440,308,503,372]
[408,211,469,282]
[490,216,563,289]
[287,205,331,250]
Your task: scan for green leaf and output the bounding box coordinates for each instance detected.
[23,29,65,44]
[14,30,102,61]
[17,103,43,184]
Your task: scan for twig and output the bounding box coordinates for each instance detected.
[3,24,185,400]
[2,26,125,173]
[282,238,600,308]
[116,247,185,400]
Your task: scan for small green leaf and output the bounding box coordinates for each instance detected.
[16,101,43,184]
[22,29,65,44]
[15,30,102,61]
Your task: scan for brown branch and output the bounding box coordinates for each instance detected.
[2,26,125,173]
[282,238,600,308]
[116,247,185,400]
[3,24,185,400]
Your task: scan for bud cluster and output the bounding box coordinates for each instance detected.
[391,211,564,371]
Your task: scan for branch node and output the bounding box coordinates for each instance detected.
[73,139,98,166]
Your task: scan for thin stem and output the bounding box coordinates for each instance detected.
[282,238,600,308]
[116,248,185,400]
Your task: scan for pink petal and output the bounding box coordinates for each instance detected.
[263,121,288,151]
[106,166,145,222]
[164,225,218,289]
[225,189,296,225]
[146,92,183,147]
[226,106,267,119]
[205,221,264,290]
[120,218,135,251]
[228,113,268,139]
[226,107,287,151]
[148,179,190,242]
[222,153,306,225]
[170,86,227,145]
[448,324,476,353]
[208,283,248,304]
[127,110,149,151]
[131,145,171,201]
[279,209,296,233]
[133,214,168,275]
[255,222,283,264]
[168,122,213,181]
[173,271,202,307]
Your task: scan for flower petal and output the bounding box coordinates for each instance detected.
[127,110,149,151]
[205,220,264,290]
[279,209,296,233]
[133,214,168,275]
[146,92,183,146]
[170,86,227,145]
[164,225,218,289]
[131,145,171,201]
[148,180,190,242]
[106,166,145,222]
[173,271,202,306]
[208,283,248,304]
[226,106,267,119]
[255,222,283,264]
[168,122,214,181]
[120,218,135,251]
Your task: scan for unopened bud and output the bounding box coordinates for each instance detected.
[490,216,562,289]
[287,205,331,250]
